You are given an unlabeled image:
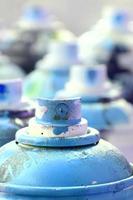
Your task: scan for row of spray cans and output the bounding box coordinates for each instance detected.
[0,4,132,199]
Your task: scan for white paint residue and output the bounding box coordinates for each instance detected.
[35,105,48,119]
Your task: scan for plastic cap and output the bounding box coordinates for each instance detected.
[70,65,107,87]
[22,5,48,23]
[49,41,78,64]
[35,98,81,126]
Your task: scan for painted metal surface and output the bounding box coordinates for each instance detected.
[0,98,133,199]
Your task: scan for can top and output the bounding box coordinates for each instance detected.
[69,65,107,86]
[58,64,120,99]
[35,97,81,126]
[38,40,79,69]
[103,7,129,29]
[18,4,55,30]
[22,5,48,23]
[16,97,100,146]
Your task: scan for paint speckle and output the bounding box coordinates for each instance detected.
[53,127,68,135]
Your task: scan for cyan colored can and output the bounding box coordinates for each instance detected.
[24,40,78,98]
[0,79,34,146]
[0,97,133,199]
[56,65,131,131]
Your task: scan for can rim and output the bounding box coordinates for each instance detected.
[16,127,100,147]
[0,165,133,196]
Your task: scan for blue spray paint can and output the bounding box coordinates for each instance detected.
[0,97,133,199]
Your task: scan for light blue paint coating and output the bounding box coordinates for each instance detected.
[0,98,133,199]
[0,138,133,199]
[36,98,81,126]
[53,126,68,135]
[0,187,133,200]
[16,127,100,147]
[0,118,18,147]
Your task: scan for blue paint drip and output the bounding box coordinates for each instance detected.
[53,126,68,135]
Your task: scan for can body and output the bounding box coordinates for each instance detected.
[0,140,133,199]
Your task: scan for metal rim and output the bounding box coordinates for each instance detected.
[0,166,133,196]
[16,127,100,147]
